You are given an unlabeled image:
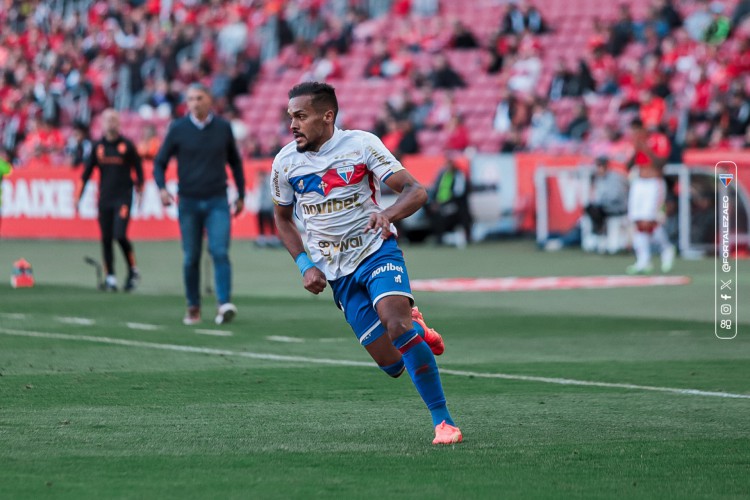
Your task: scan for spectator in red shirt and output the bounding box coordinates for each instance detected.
[690,72,714,122]
[381,118,403,153]
[639,89,667,129]
[392,0,411,17]
[445,115,471,151]
[19,118,65,165]
[363,40,389,78]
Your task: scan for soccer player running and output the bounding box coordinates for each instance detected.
[272,82,462,445]
[77,109,144,291]
[626,118,676,274]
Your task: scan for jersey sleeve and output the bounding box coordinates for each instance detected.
[270,157,294,206]
[361,132,405,181]
[80,140,98,185]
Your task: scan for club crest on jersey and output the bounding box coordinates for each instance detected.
[337,165,355,184]
[297,179,305,190]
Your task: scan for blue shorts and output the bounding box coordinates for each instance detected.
[329,237,414,346]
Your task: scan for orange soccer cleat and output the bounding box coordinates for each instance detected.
[411,306,445,356]
[432,421,463,445]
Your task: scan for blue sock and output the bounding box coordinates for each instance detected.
[379,359,405,378]
[393,329,455,427]
[412,320,425,338]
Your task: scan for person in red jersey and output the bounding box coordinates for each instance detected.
[626,118,676,274]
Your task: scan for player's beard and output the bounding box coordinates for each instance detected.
[294,133,309,152]
[295,135,312,153]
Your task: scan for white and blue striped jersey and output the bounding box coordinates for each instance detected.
[271,128,405,280]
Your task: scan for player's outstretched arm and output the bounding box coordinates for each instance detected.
[366,170,427,238]
[274,204,327,294]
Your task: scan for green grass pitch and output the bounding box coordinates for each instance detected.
[0,239,748,499]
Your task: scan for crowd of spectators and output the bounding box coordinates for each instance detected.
[3,0,750,168]
[487,0,750,161]
[0,0,375,165]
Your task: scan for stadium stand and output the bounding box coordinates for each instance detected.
[2,0,750,167]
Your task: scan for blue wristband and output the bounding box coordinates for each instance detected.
[295,252,315,276]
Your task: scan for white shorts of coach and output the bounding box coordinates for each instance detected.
[628,177,666,222]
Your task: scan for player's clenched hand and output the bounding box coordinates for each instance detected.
[159,188,174,207]
[233,198,245,217]
[303,267,327,295]
[365,213,392,239]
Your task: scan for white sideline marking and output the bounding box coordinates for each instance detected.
[0,313,26,320]
[55,317,96,326]
[437,368,750,399]
[195,329,233,337]
[267,335,305,343]
[125,322,161,331]
[1,327,748,400]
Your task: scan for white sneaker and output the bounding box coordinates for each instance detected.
[104,275,118,291]
[215,303,237,325]
[661,245,676,273]
[183,306,201,326]
[544,239,563,252]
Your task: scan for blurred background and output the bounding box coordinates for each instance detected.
[0,0,748,256]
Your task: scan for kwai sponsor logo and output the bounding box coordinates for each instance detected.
[318,235,364,257]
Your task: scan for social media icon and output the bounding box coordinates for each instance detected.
[720,304,732,315]
[721,294,731,300]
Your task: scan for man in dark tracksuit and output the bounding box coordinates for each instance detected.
[77,109,144,291]
[153,83,245,326]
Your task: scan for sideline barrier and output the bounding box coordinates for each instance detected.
[0,156,446,240]
[2,151,744,240]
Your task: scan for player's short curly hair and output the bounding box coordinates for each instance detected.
[288,81,338,120]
